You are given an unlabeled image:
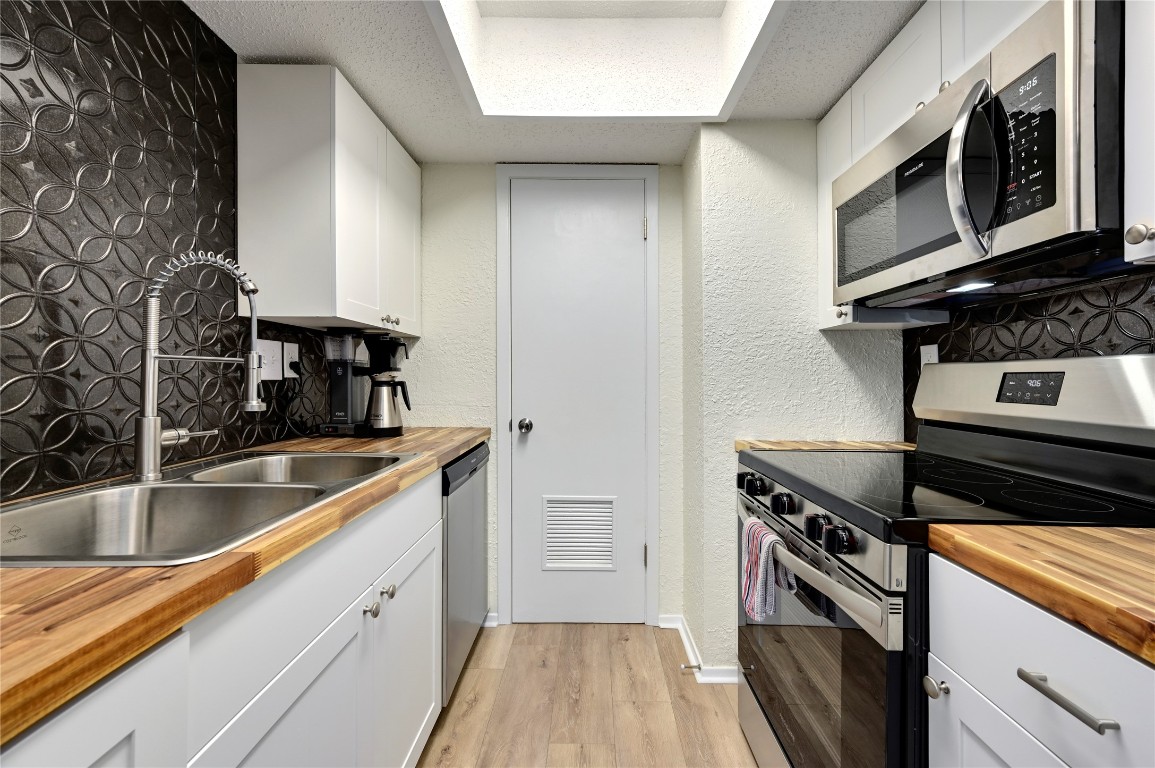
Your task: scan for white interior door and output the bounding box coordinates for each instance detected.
[510,177,647,623]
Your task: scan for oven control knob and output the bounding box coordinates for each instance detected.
[770,493,796,516]
[736,472,754,489]
[744,476,768,496]
[803,514,830,542]
[822,525,857,555]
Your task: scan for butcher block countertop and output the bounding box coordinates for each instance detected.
[0,426,489,746]
[735,439,916,451]
[930,525,1155,665]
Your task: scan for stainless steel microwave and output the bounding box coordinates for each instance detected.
[832,0,1142,309]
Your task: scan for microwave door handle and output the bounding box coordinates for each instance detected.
[769,539,884,629]
[946,78,993,259]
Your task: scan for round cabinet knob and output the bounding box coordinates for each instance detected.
[381,584,397,599]
[383,315,394,325]
[744,476,768,496]
[518,418,534,433]
[1124,223,1154,245]
[393,318,401,326]
[939,80,951,93]
[363,601,381,618]
[803,514,830,542]
[770,492,796,516]
[923,676,951,699]
[822,525,857,555]
[915,101,926,113]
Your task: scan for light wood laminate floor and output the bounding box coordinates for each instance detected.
[419,624,757,768]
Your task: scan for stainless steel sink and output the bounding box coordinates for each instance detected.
[0,483,325,567]
[186,452,417,484]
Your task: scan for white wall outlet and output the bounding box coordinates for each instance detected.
[919,344,940,369]
[255,339,283,381]
[282,342,300,378]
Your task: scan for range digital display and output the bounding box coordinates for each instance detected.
[997,372,1064,406]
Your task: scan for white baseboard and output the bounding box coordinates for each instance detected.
[657,614,739,684]
[483,611,500,627]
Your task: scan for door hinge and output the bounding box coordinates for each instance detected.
[643,216,648,240]
[644,543,648,568]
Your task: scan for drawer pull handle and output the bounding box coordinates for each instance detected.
[1016,669,1120,734]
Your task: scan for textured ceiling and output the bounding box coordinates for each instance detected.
[476,0,727,18]
[188,0,922,164]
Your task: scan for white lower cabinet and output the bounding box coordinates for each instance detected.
[930,555,1155,768]
[190,587,372,768]
[365,523,443,768]
[927,653,1064,768]
[1,633,189,768]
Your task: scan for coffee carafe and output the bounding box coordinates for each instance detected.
[361,336,412,437]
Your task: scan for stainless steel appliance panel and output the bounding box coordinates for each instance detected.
[442,444,489,704]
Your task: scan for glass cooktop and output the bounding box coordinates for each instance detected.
[739,450,1155,542]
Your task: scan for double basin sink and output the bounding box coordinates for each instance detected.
[0,452,418,568]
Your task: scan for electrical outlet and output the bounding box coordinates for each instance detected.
[283,342,300,378]
[920,344,940,369]
[255,339,283,381]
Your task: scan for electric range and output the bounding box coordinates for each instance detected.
[735,355,1155,768]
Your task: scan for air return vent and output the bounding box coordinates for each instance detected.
[542,496,615,571]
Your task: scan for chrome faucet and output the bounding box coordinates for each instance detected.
[134,251,266,482]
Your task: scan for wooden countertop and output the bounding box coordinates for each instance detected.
[930,525,1155,665]
[735,439,916,452]
[0,426,489,745]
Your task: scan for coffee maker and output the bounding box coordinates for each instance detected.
[320,332,368,436]
[360,335,411,437]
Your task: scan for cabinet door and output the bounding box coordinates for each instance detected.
[851,0,943,160]
[190,587,373,768]
[380,129,422,336]
[364,521,443,768]
[1124,0,1155,264]
[927,653,1065,768]
[1,634,188,768]
[940,1,1048,85]
[334,70,383,327]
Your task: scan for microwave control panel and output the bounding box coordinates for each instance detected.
[997,371,1064,406]
[997,54,1057,225]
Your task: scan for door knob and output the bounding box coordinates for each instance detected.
[381,584,397,599]
[518,418,533,433]
[923,676,950,699]
[1125,223,1154,244]
[363,602,381,618]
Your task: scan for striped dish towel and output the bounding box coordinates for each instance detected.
[741,516,797,621]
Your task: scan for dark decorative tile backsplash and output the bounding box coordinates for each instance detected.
[903,275,1155,440]
[1,1,328,500]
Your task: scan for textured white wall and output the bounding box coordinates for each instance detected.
[411,164,685,615]
[681,121,903,667]
[658,166,684,616]
[406,164,500,607]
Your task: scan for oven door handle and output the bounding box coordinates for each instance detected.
[770,540,884,629]
[945,78,993,260]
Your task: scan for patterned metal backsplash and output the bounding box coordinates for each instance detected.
[1,1,329,500]
[903,275,1155,440]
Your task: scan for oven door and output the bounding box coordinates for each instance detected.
[738,502,904,768]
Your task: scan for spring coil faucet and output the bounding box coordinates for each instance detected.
[134,250,266,482]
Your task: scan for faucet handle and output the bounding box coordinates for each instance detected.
[161,428,220,447]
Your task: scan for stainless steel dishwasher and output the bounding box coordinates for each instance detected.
[441,442,489,704]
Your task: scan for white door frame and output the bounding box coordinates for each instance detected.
[496,164,660,626]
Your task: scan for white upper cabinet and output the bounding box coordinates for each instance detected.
[238,65,422,335]
[1124,0,1155,265]
[940,0,1048,86]
[850,0,943,161]
[380,129,423,336]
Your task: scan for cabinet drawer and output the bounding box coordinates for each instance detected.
[185,474,439,758]
[930,556,1155,768]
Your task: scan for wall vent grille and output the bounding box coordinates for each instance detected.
[542,496,615,571]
